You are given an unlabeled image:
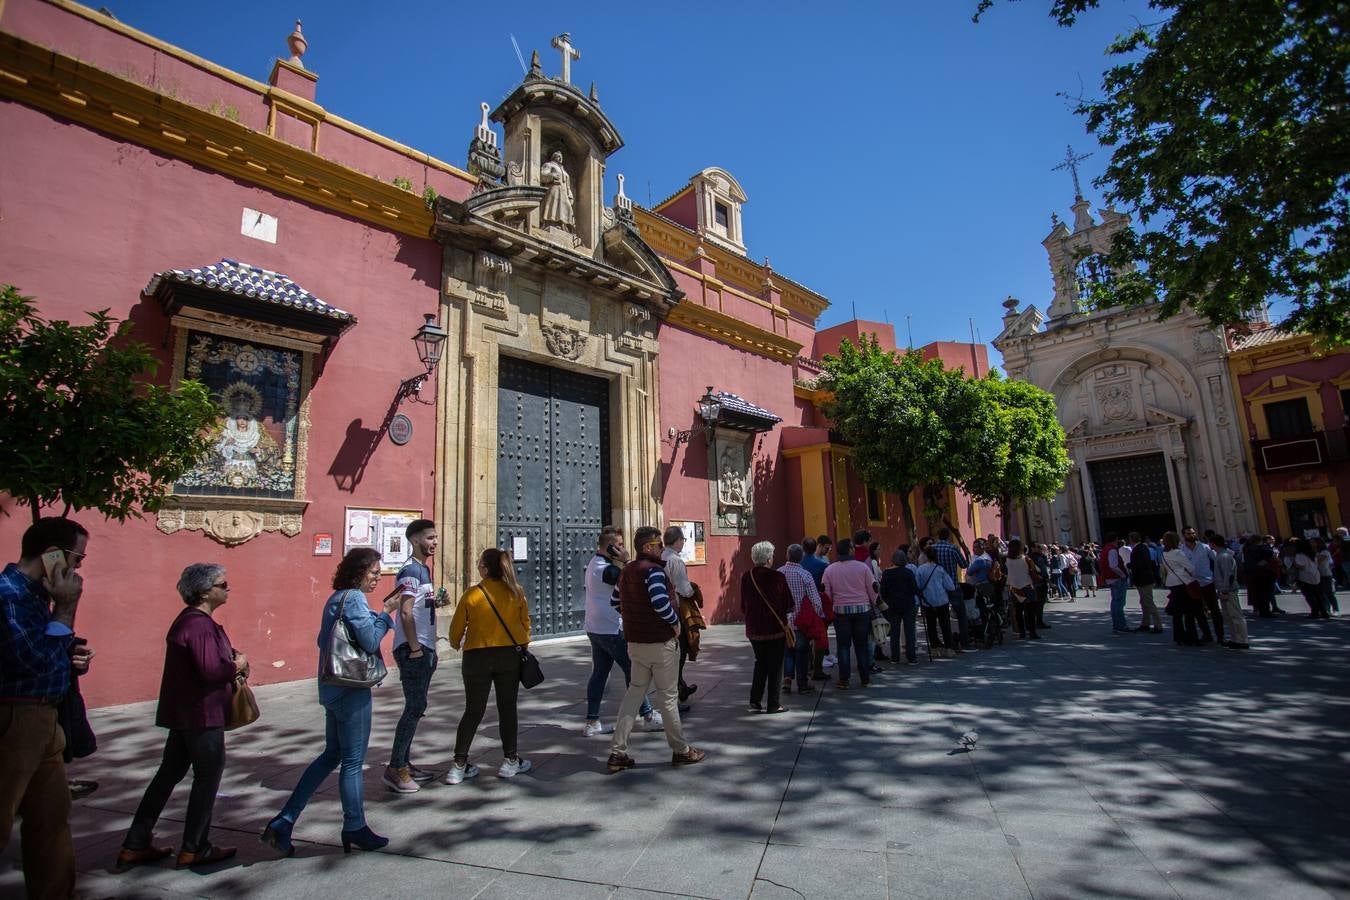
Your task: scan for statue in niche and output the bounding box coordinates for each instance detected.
[718,444,748,510]
[540,149,575,232]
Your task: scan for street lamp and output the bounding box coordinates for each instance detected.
[670,386,721,446]
[399,313,448,401]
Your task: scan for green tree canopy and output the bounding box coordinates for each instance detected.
[976,0,1350,342]
[962,372,1071,523]
[0,285,219,523]
[817,335,1011,536]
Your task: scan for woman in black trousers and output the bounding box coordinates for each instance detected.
[742,541,793,713]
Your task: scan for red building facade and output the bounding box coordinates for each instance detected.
[1,0,999,705]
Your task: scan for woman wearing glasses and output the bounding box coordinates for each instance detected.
[116,563,247,871]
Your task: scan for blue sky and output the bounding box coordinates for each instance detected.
[102,0,1156,366]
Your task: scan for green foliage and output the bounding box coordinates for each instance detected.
[975,1,1350,343]
[422,185,439,210]
[0,286,220,523]
[817,336,1012,533]
[963,371,1071,515]
[392,176,414,192]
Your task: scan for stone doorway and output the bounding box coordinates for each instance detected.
[1090,453,1177,540]
[495,355,611,637]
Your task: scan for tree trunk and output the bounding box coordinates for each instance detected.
[898,485,918,542]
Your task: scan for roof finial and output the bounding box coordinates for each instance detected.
[589,81,598,103]
[286,19,307,68]
[550,32,580,84]
[1051,143,1093,200]
[529,49,542,77]
[615,173,632,219]
[476,101,496,148]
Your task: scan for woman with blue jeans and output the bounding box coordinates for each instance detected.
[820,538,877,689]
[261,548,399,857]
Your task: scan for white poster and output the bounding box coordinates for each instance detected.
[378,514,415,572]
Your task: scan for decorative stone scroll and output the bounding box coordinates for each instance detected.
[156,505,304,546]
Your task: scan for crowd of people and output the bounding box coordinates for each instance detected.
[1,514,1343,897]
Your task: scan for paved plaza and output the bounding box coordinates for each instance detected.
[4,592,1349,899]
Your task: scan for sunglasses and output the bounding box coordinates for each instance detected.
[213,581,230,591]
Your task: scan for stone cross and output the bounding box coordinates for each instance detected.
[1052,144,1093,199]
[551,33,580,84]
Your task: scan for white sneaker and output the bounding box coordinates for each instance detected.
[583,720,613,737]
[641,710,664,731]
[443,762,479,785]
[497,757,533,778]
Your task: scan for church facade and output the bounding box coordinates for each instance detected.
[994,193,1259,544]
[0,0,1001,705]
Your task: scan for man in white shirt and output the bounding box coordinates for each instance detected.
[661,526,698,710]
[1181,525,1221,643]
[583,527,660,737]
[383,519,441,793]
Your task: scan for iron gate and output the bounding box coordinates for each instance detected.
[496,356,611,637]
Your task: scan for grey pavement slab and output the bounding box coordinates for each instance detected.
[3,591,1350,898]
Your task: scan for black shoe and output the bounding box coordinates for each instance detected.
[68,779,98,799]
[340,826,388,854]
[1132,625,1149,632]
[260,818,296,858]
[1038,623,1052,629]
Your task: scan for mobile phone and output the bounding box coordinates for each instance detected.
[71,637,88,648]
[41,548,66,581]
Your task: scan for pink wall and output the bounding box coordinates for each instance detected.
[656,324,797,625]
[921,341,991,378]
[0,102,443,706]
[2,0,475,205]
[654,189,698,232]
[814,319,898,360]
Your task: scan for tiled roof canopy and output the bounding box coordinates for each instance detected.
[715,390,782,433]
[1229,327,1294,352]
[146,259,355,336]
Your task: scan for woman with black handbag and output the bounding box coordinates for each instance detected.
[741,541,793,713]
[445,548,533,784]
[261,548,400,857]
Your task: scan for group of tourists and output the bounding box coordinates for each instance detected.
[3,512,1344,898]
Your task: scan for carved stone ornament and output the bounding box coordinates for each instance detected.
[1096,384,1133,421]
[541,322,588,360]
[156,505,304,546]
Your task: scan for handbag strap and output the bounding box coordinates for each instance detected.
[750,570,791,635]
[478,585,523,650]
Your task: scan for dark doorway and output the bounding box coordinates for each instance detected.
[1090,453,1177,541]
[496,356,611,637]
[1287,497,1330,540]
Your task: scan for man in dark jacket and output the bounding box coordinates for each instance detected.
[607,526,705,773]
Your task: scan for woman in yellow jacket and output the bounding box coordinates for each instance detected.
[445,548,532,784]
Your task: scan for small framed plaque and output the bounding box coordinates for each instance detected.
[389,414,413,445]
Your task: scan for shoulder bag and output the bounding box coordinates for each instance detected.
[319,597,389,689]
[1163,558,1203,601]
[226,672,260,730]
[750,571,796,649]
[479,586,545,689]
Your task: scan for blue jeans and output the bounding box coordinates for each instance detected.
[278,689,372,832]
[782,628,812,686]
[833,611,871,685]
[586,632,651,720]
[1109,579,1130,631]
[390,643,436,769]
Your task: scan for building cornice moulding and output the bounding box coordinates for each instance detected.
[665,300,802,364]
[0,32,437,238]
[29,0,477,183]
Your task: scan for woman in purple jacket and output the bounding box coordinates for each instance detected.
[116,563,246,871]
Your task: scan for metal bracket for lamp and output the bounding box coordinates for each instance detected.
[669,386,721,447]
[395,313,448,405]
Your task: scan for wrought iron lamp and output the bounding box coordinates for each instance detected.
[670,386,721,446]
[398,313,448,402]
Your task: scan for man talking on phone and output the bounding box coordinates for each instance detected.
[0,516,90,899]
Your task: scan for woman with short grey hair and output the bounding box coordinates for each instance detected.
[741,541,793,713]
[117,563,246,871]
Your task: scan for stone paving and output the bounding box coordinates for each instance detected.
[4,590,1349,899]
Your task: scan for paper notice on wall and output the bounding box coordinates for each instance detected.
[345,509,374,550]
[344,508,423,573]
[379,514,415,571]
[512,536,528,561]
[670,520,706,565]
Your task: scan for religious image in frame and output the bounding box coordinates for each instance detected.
[709,431,753,535]
[174,330,302,499]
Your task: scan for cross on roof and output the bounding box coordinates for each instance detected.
[1051,144,1093,199]
[551,33,580,84]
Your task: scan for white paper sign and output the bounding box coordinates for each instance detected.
[512,536,528,561]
